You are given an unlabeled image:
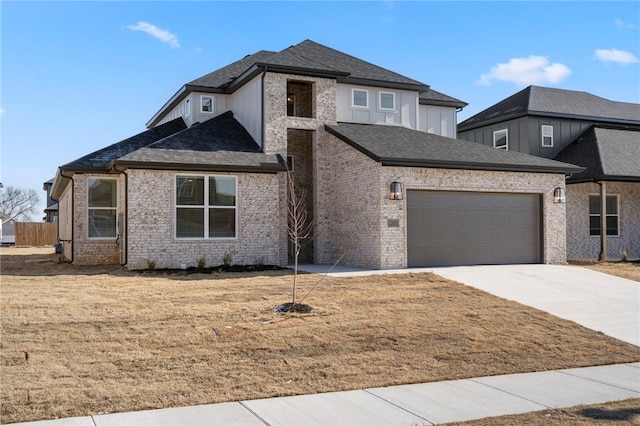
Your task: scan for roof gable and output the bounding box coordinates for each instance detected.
[459,86,640,131]
[326,122,582,174]
[555,125,640,182]
[262,40,427,89]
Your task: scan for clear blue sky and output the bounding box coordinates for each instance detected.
[2,1,639,220]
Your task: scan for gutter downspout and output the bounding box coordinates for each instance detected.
[261,67,267,149]
[111,163,128,267]
[598,181,607,262]
[57,169,75,263]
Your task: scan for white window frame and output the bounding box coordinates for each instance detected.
[175,174,237,240]
[351,88,369,108]
[185,98,191,117]
[493,129,508,150]
[589,194,619,237]
[87,178,117,240]
[378,91,396,111]
[200,95,213,113]
[541,125,553,147]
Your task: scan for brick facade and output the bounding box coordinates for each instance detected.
[566,182,640,261]
[318,133,568,268]
[125,169,282,270]
[68,174,122,265]
[63,70,574,269]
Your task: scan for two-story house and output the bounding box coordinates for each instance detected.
[51,40,580,269]
[457,86,640,261]
[42,178,59,223]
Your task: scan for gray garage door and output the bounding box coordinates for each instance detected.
[407,190,541,267]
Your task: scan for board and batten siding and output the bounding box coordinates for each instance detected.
[155,92,230,128]
[230,75,263,147]
[458,117,595,158]
[418,105,457,138]
[336,84,417,129]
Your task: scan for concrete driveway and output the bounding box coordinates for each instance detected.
[430,264,640,347]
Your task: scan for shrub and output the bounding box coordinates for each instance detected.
[223,251,234,267]
[146,258,156,271]
[196,255,206,271]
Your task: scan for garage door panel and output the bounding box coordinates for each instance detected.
[407,190,541,267]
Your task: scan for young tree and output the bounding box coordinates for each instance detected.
[0,185,41,221]
[286,170,315,306]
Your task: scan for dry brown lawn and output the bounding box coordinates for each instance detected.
[1,247,639,424]
[571,260,640,282]
[449,398,640,425]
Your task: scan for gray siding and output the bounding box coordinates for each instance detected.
[458,116,594,159]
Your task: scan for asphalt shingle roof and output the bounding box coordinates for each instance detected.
[458,86,640,131]
[189,50,276,89]
[62,117,187,171]
[325,122,583,174]
[189,40,428,90]
[150,40,467,127]
[419,89,467,108]
[554,126,640,182]
[117,112,283,172]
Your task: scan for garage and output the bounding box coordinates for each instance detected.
[407,190,542,267]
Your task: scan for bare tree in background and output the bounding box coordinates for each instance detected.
[0,185,41,221]
[286,170,315,306]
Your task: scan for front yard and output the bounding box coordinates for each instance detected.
[1,248,639,424]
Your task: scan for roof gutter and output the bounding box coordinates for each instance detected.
[567,175,640,184]
[458,111,640,133]
[379,158,584,175]
[111,160,286,174]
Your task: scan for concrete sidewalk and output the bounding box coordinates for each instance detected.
[11,363,640,426]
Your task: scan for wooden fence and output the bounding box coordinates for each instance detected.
[15,222,58,247]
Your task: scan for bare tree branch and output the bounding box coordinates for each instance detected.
[286,170,317,305]
[0,185,41,221]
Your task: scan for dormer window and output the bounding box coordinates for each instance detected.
[493,129,508,150]
[352,89,368,108]
[201,96,213,113]
[379,91,395,111]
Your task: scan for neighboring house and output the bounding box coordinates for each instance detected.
[1,213,17,246]
[457,86,640,261]
[43,178,59,223]
[51,40,580,269]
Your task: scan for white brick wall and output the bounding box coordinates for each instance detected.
[71,174,122,265]
[125,169,282,270]
[566,182,640,260]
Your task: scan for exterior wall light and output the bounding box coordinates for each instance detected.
[553,187,566,204]
[390,181,403,200]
